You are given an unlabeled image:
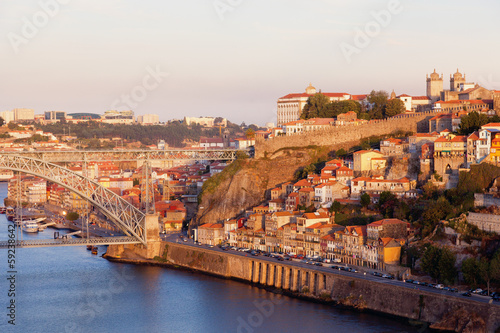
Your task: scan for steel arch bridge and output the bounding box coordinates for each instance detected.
[0,154,147,245]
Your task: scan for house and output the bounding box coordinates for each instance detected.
[353,150,385,172]
[198,223,224,245]
[285,192,299,211]
[380,138,409,156]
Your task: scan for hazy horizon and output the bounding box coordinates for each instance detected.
[2,0,499,126]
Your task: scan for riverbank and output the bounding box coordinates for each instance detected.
[105,241,500,332]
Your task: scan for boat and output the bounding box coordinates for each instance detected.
[0,207,6,214]
[6,207,15,221]
[87,245,93,251]
[23,221,39,233]
[91,247,98,255]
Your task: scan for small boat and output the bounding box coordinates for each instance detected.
[91,247,98,255]
[87,245,93,251]
[0,207,6,214]
[6,207,15,221]
[23,221,39,233]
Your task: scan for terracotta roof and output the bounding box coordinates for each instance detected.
[369,218,406,227]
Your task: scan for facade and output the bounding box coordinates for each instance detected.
[184,117,227,127]
[277,83,351,126]
[137,114,160,125]
[353,150,385,172]
[102,110,134,124]
[13,108,35,122]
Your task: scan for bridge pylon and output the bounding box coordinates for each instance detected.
[106,213,162,259]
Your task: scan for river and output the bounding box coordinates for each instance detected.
[0,182,426,333]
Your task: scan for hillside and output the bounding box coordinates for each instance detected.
[195,146,330,225]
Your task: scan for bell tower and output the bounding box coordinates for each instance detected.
[450,69,466,91]
[426,69,443,103]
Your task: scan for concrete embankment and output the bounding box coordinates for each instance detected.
[105,242,500,332]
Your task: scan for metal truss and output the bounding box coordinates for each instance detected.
[0,148,241,163]
[0,155,147,245]
[0,236,140,249]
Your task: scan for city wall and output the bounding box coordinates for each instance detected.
[107,242,500,331]
[255,112,435,158]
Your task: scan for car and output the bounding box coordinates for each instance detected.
[382,274,393,279]
[443,287,451,291]
[209,245,214,248]
[472,288,483,294]
[479,290,489,296]
[412,280,421,285]
[314,262,323,266]
[462,292,471,297]
[405,279,414,283]
[331,265,339,270]
[183,239,187,242]
[350,268,358,273]
[277,257,284,261]
[332,258,341,263]
[420,282,428,287]
[323,259,331,263]
[450,288,458,293]
[493,295,500,302]
[435,284,444,290]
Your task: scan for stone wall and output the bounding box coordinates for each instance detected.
[467,212,500,234]
[255,112,436,158]
[154,242,500,332]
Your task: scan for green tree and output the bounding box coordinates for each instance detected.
[378,191,398,217]
[438,247,457,285]
[300,93,331,119]
[457,111,489,135]
[461,257,480,287]
[478,253,500,295]
[421,244,441,281]
[367,90,389,119]
[330,201,342,213]
[360,193,370,208]
[0,117,4,127]
[245,128,255,139]
[335,148,347,157]
[384,98,406,117]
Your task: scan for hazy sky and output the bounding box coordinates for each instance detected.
[2,0,500,125]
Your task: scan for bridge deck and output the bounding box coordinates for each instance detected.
[0,236,141,248]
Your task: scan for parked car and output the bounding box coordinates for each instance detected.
[405,279,414,284]
[462,292,471,297]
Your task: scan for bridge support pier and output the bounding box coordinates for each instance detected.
[106,214,161,259]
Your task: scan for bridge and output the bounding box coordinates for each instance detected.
[0,154,148,247]
[0,148,243,163]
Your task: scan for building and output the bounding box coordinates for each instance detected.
[137,114,160,125]
[44,111,67,123]
[380,138,409,156]
[353,150,386,172]
[184,117,227,127]
[198,223,224,245]
[102,110,134,124]
[277,83,351,126]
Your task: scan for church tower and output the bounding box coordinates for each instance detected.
[450,69,466,91]
[426,69,443,103]
[305,83,317,95]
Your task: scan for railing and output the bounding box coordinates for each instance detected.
[0,236,141,248]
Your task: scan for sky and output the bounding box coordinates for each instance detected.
[1,0,500,126]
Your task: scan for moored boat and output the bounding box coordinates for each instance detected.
[0,206,6,214]
[91,247,98,255]
[23,221,39,233]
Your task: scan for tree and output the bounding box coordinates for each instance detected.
[360,193,370,208]
[300,93,331,119]
[330,200,342,213]
[438,248,456,285]
[0,117,4,127]
[462,257,480,287]
[384,98,406,117]
[367,90,389,119]
[458,111,489,135]
[245,128,255,139]
[478,252,500,295]
[378,191,398,217]
[421,244,442,281]
[335,148,347,157]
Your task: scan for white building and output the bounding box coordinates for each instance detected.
[277,84,351,126]
[137,114,159,125]
[13,108,34,122]
[0,110,15,124]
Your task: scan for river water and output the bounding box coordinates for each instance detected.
[0,182,425,333]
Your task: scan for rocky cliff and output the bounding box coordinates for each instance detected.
[195,146,328,225]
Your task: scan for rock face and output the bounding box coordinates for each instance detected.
[196,147,319,225]
[429,308,486,332]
